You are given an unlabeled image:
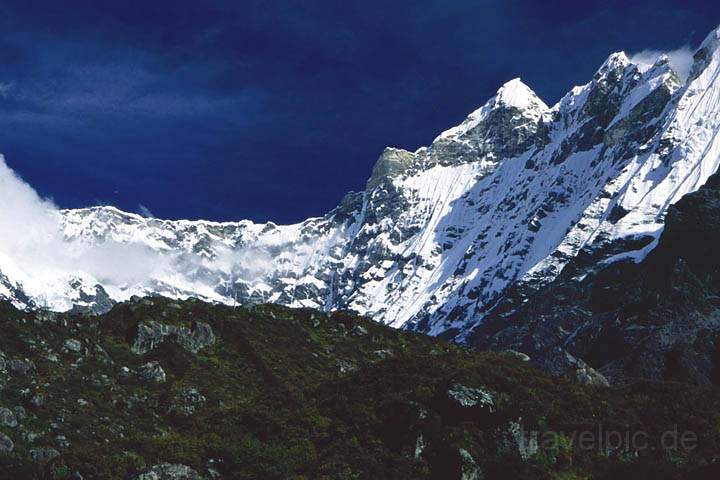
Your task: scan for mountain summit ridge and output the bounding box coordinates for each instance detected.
[3,25,720,343]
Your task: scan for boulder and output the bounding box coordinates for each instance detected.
[29,447,61,463]
[373,349,393,360]
[0,407,18,428]
[351,324,369,336]
[138,361,167,383]
[12,406,27,421]
[337,359,356,374]
[64,338,82,353]
[0,433,13,454]
[134,463,202,480]
[30,394,44,408]
[8,358,34,376]
[567,366,610,387]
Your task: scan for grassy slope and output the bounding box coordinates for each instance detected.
[0,298,718,479]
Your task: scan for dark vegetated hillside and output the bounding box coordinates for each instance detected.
[0,298,718,479]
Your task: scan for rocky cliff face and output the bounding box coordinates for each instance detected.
[470,169,720,385]
[3,26,720,350]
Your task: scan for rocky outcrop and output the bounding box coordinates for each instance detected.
[495,419,539,460]
[64,338,82,353]
[7,359,34,376]
[441,384,497,424]
[447,384,495,410]
[459,448,483,480]
[0,408,17,428]
[0,433,13,454]
[132,321,216,355]
[134,463,202,480]
[472,170,720,385]
[28,447,60,464]
[0,297,716,479]
[567,365,610,387]
[168,388,207,417]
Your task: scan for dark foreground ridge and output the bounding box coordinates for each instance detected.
[0,298,719,479]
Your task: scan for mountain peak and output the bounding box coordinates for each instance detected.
[494,78,548,111]
[698,24,720,53]
[433,78,547,142]
[595,51,631,78]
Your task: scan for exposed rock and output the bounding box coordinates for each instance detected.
[64,338,82,353]
[459,448,483,480]
[567,366,610,387]
[30,394,44,408]
[472,169,720,385]
[12,406,26,421]
[447,384,495,410]
[168,388,207,417]
[134,463,202,480]
[414,433,426,461]
[0,407,18,428]
[531,347,608,385]
[500,350,530,362]
[93,344,114,365]
[132,321,216,355]
[0,433,13,454]
[496,419,539,460]
[29,446,60,463]
[337,359,356,374]
[373,349,393,360]
[138,361,167,383]
[7,359,34,376]
[441,384,497,424]
[56,434,71,449]
[351,324,368,336]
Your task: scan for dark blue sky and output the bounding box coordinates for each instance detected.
[0,1,719,223]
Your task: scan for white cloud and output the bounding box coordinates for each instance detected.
[138,204,155,218]
[0,154,323,309]
[629,46,694,83]
[0,155,171,300]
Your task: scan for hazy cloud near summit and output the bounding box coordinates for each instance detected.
[630,46,695,83]
[0,155,168,294]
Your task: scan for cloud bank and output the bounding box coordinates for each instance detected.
[630,46,695,83]
[0,154,322,310]
[0,155,171,300]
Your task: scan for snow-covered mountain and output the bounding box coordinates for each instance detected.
[4,25,720,341]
